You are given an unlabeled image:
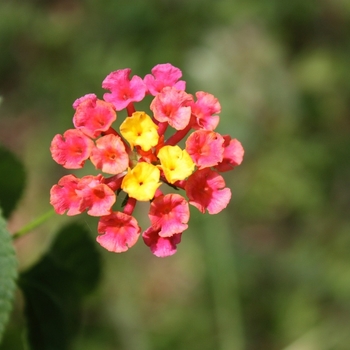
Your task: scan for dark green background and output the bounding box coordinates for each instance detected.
[1,0,350,349]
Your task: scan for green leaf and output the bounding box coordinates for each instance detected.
[19,222,101,350]
[0,145,26,219]
[0,211,18,344]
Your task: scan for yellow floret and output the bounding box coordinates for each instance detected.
[157,145,195,184]
[120,111,159,151]
[121,162,161,201]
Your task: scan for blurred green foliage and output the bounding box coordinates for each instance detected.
[0,145,26,219]
[0,211,17,345]
[19,222,101,350]
[1,0,350,349]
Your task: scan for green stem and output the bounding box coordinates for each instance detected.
[12,209,56,240]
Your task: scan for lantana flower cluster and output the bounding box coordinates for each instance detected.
[50,63,244,257]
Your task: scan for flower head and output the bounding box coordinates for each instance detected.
[50,63,243,257]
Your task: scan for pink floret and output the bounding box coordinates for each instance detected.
[73,97,117,138]
[215,136,244,172]
[50,175,82,216]
[185,130,224,169]
[97,212,141,253]
[148,194,189,237]
[142,227,182,257]
[102,68,147,111]
[191,91,221,131]
[72,93,97,110]
[150,87,193,130]
[90,134,129,174]
[144,63,186,96]
[185,168,231,214]
[77,175,116,216]
[50,129,94,169]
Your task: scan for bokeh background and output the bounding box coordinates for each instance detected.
[1,0,350,349]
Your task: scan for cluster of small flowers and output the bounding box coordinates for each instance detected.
[50,63,244,257]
